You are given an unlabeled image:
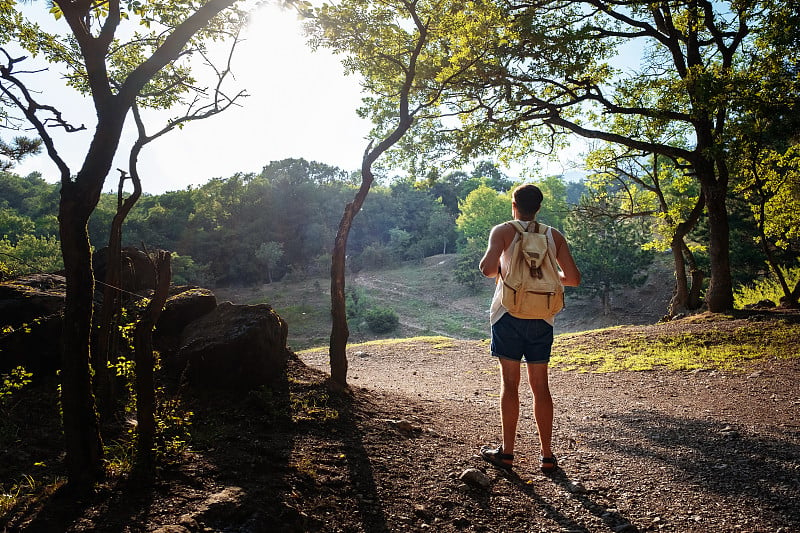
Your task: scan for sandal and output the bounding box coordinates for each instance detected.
[480,445,514,470]
[540,455,558,473]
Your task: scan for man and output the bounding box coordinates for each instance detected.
[478,184,581,473]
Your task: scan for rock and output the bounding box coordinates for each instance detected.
[384,419,420,435]
[192,486,248,525]
[566,481,587,494]
[93,246,156,294]
[176,302,290,390]
[612,524,637,533]
[0,274,65,377]
[157,286,218,337]
[459,468,491,488]
[0,274,65,328]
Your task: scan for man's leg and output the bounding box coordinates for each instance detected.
[499,357,522,456]
[526,363,553,459]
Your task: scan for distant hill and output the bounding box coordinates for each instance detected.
[214,253,674,351]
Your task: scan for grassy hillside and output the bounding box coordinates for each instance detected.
[214,253,675,351]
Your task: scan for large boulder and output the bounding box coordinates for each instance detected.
[0,274,65,328]
[154,286,218,355]
[93,246,157,294]
[175,302,290,390]
[157,286,218,335]
[0,274,65,377]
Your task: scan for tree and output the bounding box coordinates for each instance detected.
[727,0,800,306]
[1,0,244,489]
[308,0,506,388]
[455,0,772,312]
[0,135,41,172]
[566,203,654,315]
[255,241,284,283]
[584,146,706,315]
[454,184,509,289]
[533,175,568,231]
[455,184,509,248]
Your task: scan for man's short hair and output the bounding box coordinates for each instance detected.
[513,184,543,217]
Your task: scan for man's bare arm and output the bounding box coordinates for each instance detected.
[552,229,581,287]
[479,224,508,278]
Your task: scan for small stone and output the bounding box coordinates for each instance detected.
[719,425,739,438]
[459,468,491,488]
[566,481,587,494]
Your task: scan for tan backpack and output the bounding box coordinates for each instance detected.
[500,220,565,319]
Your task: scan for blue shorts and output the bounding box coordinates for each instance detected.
[491,313,553,364]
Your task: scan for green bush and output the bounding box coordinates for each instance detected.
[364,307,399,333]
[1,366,32,410]
[734,266,800,308]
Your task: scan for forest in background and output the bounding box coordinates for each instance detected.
[1,155,796,314]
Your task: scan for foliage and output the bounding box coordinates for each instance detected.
[307,0,508,174]
[170,253,211,286]
[345,287,370,322]
[0,366,32,409]
[533,175,569,230]
[345,287,399,333]
[255,241,285,283]
[734,266,800,308]
[0,136,41,172]
[566,205,654,311]
[364,307,400,334]
[455,184,510,248]
[444,0,787,311]
[0,234,63,277]
[107,351,193,467]
[453,243,487,291]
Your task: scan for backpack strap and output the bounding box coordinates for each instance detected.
[506,221,526,234]
[507,220,543,234]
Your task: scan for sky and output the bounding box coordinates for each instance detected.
[10,3,586,195]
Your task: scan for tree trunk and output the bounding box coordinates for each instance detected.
[788,279,800,308]
[668,236,690,316]
[134,251,171,473]
[688,267,704,309]
[59,182,105,490]
[701,176,734,312]
[330,176,374,389]
[58,103,129,490]
[95,170,142,412]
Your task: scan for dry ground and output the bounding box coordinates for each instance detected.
[3,314,799,533]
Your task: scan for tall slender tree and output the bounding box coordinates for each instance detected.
[307,0,507,387]
[1,0,245,489]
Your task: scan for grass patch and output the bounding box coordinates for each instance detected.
[552,320,800,372]
[227,256,494,351]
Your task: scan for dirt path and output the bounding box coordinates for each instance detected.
[299,338,800,532]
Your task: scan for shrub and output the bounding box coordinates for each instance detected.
[364,307,399,333]
[734,266,800,308]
